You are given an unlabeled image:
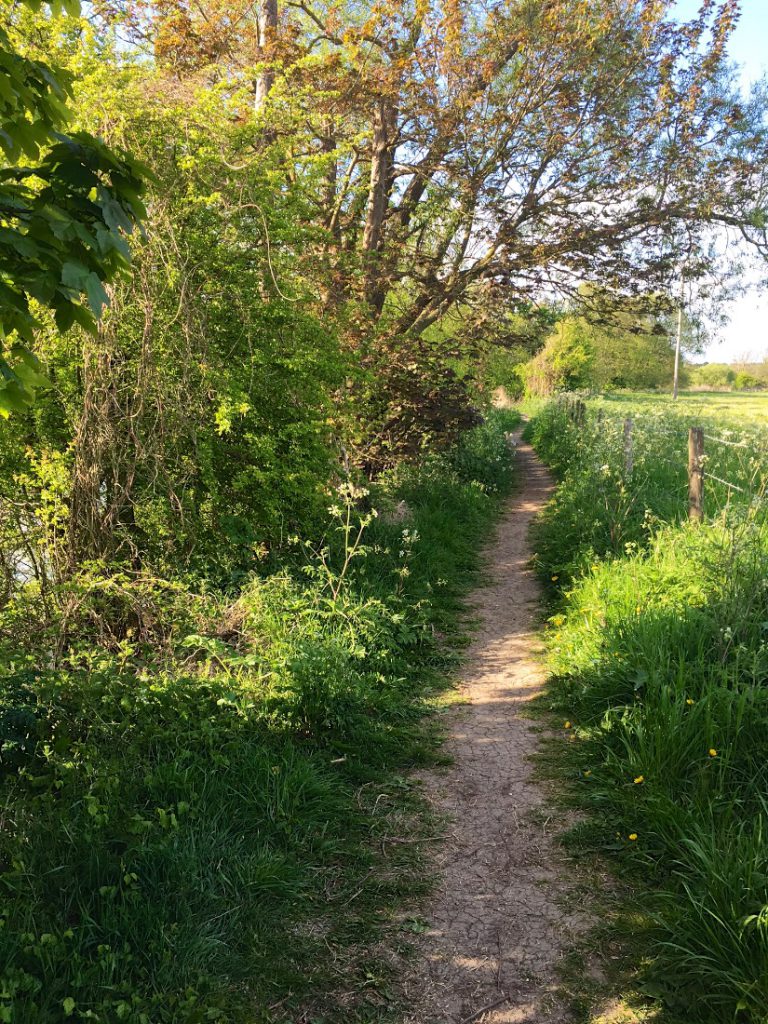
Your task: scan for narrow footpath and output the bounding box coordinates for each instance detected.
[403,434,585,1024]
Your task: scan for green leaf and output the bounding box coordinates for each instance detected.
[54,158,99,189]
[84,272,109,318]
[0,381,29,417]
[54,301,77,332]
[70,302,97,334]
[61,260,90,292]
[12,356,48,391]
[0,228,38,260]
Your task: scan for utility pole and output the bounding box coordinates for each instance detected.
[673,273,685,401]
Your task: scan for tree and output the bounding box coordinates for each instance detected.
[114,2,764,308]
[0,0,148,414]
[520,286,695,395]
[690,362,736,388]
[98,0,768,457]
[522,321,595,397]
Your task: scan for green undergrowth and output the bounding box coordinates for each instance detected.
[0,409,520,1024]
[529,402,768,1024]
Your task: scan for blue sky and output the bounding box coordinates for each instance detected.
[674,0,767,89]
[673,1,768,361]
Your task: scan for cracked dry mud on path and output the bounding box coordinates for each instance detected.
[402,434,584,1024]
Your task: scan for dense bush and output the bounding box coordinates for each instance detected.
[521,290,678,397]
[690,363,737,389]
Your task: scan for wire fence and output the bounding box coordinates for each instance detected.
[557,395,768,525]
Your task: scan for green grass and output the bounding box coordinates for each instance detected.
[589,390,768,426]
[526,400,768,585]
[0,408,521,1024]
[529,401,768,1023]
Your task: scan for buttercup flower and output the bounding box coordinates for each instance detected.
[628,833,638,841]
[709,748,718,758]
[633,775,644,784]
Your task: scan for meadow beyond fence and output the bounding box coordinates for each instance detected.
[527,397,768,1023]
[566,394,768,516]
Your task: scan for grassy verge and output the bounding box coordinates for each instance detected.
[528,403,768,1024]
[0,409,520,1024]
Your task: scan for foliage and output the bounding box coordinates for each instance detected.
[0,410,520,1023]
[687,364,766,391]
[691,362,737,388]
[529,398,768,1021]
[90,0,768,448]
[733,371,764,390]
[482,344,530,401]
[3,25,346,578]
[0,0,148,413]
[353,331,486,472]
[522,321,596,396]
[521,289,680,396]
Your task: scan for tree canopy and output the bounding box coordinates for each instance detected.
[2,0,768,535]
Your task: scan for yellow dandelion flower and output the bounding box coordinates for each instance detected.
[686,698,695,706]
[628,833,638,841]
[709,748,718,758]
[633,775,644,784]
[564,721,572,729]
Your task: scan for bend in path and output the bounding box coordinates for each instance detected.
[403,433,584,1024]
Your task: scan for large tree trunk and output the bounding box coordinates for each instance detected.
[254,0,279,112]
[319,122,344,310]
[362,98,397,314]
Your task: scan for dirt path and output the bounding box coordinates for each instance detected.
[403,434,583,1024]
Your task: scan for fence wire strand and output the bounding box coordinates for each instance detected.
[703,433,751,449]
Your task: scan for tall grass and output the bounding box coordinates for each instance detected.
[530,401,768,1023]
[527,399,768,583]
[0,409,521,1024]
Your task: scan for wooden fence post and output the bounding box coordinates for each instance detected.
[623,417,634,477]
[688,427,704,522]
